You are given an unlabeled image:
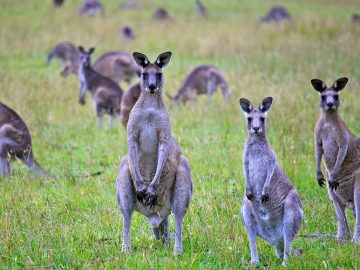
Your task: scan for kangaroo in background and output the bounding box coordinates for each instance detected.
[195,0,207,17]
[260,6,291,23]
[153,8,175,22]
[0,102,43,176]
[166,65,230,107]
[120,26,136,42]
[78,46,123,127]
[48,43,139,84]
[53,0,65,8]
[120,0,141,9]
[120,83,141,128]
[79,0,103,16]
[311,77,360,243]
[240,97,303,266]
[116,51,193,255]
[47,42,79,77]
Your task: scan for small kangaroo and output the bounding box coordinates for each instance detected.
[311,77,360,243]
[53,0,65,8]
[116,52,193,255]
[120,26,136,42]
[153,8,175,22]
[47,42,79,77]
[352,13,360,24]
[240,97,303,266]
[0,102,42,176]
[166,65,230,107]
[79,0,103,16]
[120,0,141,9]
[120,83,141,128]
[260,6,291,23]
[78,46,124,127]
[195,0,207,17]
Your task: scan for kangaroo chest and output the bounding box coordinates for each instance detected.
[320,123,339,170]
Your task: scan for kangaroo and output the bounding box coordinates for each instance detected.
[311,77,360,243]
[120,26,136,42]
[120,0,141,9]
[260,6,291,23]
[240,97,303,266]
[0,102,42,176]
[78,46,124,127]
[47,42,79,77]
[116,52,193,255]
[195,0,207,17]
[79,0,103,16]
[166,65,230,107]
[53,0,65,8]
[120,83,141,128]
[153,8,175,22]
[352,13,360,24]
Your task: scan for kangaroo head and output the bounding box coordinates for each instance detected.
[239,97,273,136]
[311,77,348,112]
[133,51,172,94]
[78,46,95,68]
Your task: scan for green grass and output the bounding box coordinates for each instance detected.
[1,0,360,268]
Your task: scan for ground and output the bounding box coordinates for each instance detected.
[0,0,360,269]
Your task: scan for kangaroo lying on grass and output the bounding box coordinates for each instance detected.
[0,102,42,176]
[311,77,360,242]
[116,51,193,255]
[240,97,303,266]
[120,83,141,128]
[48,42,139,84]
[166,65,230,107]
[78,46,123,127]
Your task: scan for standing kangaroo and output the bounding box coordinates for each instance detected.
[116,52,193,255]
[120,83,141,128]
[78,46,123,127]
[166,65,230,107]
[0,102,42,176]
[240,97,303,266]
[311,77,360,242]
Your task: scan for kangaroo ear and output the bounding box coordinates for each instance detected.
[78,46,85,53]
[332,77,348,92]
[133,52,150,68]
[259,97,273,113]
[155,51,172,68]
[239,98,254,114]
[311,79,327,92]
[89,47,95,55]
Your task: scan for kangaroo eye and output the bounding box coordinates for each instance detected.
[156,73,162,79]
[247,117,252,123]
[142,72,148,77]
[334,95,339,100]
[260,117,265,122]
[321,96,326,101]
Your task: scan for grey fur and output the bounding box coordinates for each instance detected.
[116,52,193,255]
[47,42,80,77]
[240,97,303,265]
[261,6,291,23]
[196,0,207,17]
[0,102,42,176]
[77,46,124,127]
[166,65,230,107]
[311,77,360,243]
[79,0,103,16]
[120,83,141,128]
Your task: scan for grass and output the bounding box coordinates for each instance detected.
[1,0,360,268]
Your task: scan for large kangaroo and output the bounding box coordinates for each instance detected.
[48,42,139,84]
[0,102,42,176]
[166,65,230,107]
[240,97,303,266]
[120,83,141,128]
[311,77,360,243]
[116,52,193,255]
[78,46,123,127]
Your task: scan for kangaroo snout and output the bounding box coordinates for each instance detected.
[148,84,156,93]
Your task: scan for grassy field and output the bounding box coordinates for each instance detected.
[1,0,360,269]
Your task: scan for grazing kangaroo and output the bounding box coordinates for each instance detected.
[195,0,207,17]
[79,0,103,16]
[311,77,360,243]
[261,6,291,23]
[166,65,230,107]
[120,83,141,128]
[116,52,193,255]
[240,97,303,266]
[0,102,42,176]
[78,46,123,127]
[120,0,141,9]
[352,13,360,24]
[53,0,65,8]
[153,8,175,22]
[120,26,136,42]
[47,42,79,77]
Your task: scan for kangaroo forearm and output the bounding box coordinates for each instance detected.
[150,144,168,187]
[128,141,143,185]
[263,163,276,193]
[315,146,323,173]
[331,144,348,177]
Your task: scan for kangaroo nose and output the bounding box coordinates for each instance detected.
[327,102,334,107]
[149,84,156,91]
[253,126,260,131]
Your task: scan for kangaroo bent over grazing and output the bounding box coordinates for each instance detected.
[116,52,193,255]
[240,97,303,265]
[47,42,79,77]
[79,0,103,16]
[120,83,141,128]
[0,102,42,176]
[78,46,123,127]
[166,65,230,107]
[311,77,360,242]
